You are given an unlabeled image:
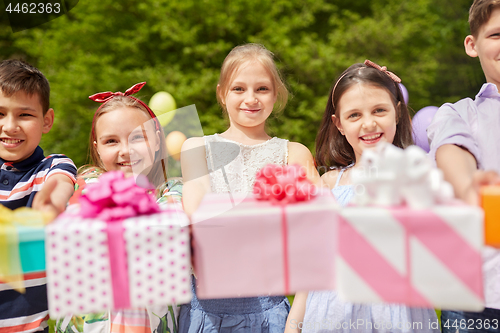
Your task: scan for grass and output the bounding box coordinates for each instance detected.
[48,318,56,333]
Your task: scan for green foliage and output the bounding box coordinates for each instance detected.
[1,0,482,166]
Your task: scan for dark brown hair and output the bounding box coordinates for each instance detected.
[315,63,414,171]
[0,59,50,114]
[85,95,169,188]
[469,0,500,37]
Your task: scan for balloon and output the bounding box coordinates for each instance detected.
[412,106,439,153]
[399,83,409,105]
[166,131,187,161]
[149,91,177,127]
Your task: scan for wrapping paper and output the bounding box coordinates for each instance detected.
[0,206,49,292]
[46,206,192,318]
[191,191,337,298]
[481,186,500,247]
[337,204,484,311]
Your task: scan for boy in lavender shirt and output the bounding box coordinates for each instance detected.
[428,0,500,331]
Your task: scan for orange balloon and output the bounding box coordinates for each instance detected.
[166,131,187,161]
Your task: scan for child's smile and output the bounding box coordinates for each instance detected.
[95,107,160,177]
[359,133,383,144]
[222,61,277,130]
[0,90,53,163]
[1,138,24,147]
[117,160,140,167]
[333,83,398,163]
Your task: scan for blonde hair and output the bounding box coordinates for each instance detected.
[86,96,168,188]
[216,43,289,113]
[469,0,500,36]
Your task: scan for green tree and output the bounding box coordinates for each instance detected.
[2,0,482,167]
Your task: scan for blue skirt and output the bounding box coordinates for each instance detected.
[178,276,290,333]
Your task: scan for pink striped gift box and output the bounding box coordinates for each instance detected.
[191,191,338,298]
[337,205,484,311]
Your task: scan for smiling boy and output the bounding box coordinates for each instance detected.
[427,0,500,331]
[0,59,77,332]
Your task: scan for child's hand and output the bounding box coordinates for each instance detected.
[435,145,500,206]
[33,174,75,220]
[465,170,500,205]
[32,178,60,221]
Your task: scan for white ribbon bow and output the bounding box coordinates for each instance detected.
[350,142,454,209]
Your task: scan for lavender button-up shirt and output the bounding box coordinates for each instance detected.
[428,82,500,309]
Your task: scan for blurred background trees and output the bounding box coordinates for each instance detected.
[0,0,483,167]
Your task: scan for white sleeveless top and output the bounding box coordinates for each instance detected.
[204,134,288,194]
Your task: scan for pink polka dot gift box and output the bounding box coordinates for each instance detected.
[45,172,192,318]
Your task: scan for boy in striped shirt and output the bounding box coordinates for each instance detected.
[0,59,77,332]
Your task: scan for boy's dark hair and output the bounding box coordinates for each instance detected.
[0,59,50,114]
[315,63,414,171]
[469,0,500,37]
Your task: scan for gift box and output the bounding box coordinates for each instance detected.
[336,204,484,311]
[191,190,338,299]
[17,224,46,273]
[46,206,192,317]
[336,143,485,310]
[0,206,49,292]
[45,172,192,318]
[480,186,500,247]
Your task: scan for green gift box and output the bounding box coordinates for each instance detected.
[17,225,45,273]
[0,206,49,289]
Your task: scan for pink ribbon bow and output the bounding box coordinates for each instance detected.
[89,82,147,103]
[80,170,159,220]
[79,171,160,309]
[253,164,317,204]
[364,59,402,83]
[253,164,316,294]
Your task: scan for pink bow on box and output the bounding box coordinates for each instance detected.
[79,171,160,309]
[253,164,317,204]
[253,164,316,294]
[80,171,160,221]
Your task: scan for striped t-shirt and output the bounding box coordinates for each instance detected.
[0,146,77,333]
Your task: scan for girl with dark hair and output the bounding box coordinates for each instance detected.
[285,60,438,333]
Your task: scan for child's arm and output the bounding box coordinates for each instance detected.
[288,142,321,185]
[284,292,308,333]
[436,144,500,205]
[180,137,211,216]
[32,174,75,218]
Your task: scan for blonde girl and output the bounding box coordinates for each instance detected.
[179,43,320,333]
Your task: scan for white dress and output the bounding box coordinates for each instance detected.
[204,133,288,193]
[178,134,291,333]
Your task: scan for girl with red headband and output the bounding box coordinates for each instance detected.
[59,82,182,333]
